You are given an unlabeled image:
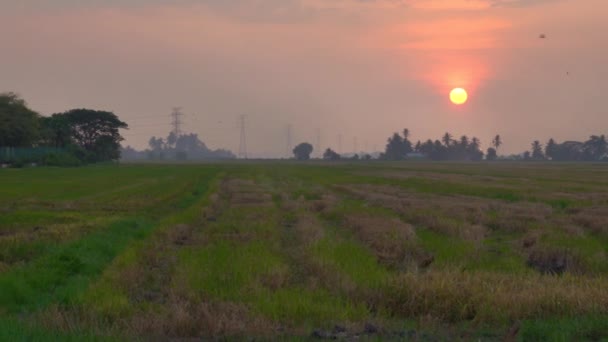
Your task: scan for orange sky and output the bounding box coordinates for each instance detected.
[1,0,606,156]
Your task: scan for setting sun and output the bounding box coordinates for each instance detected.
[449,88,468,105]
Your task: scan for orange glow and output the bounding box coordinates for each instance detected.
[450,88,468,105]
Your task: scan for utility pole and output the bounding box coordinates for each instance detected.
[286,124,293,158]
[170,107,184,137]
[238,115,248,159]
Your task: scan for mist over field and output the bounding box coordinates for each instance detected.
[1,0,606,157]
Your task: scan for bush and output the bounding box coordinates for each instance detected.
[43,152,82,167]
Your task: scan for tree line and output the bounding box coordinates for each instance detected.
[315,129,606,162]
[0,92,127,166]
[121,132,235,160]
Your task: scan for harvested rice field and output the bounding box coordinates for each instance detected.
[1,162,608,340]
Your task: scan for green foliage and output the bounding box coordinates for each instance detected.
[43,152,82,167]
[0,218,155,312]
[520,315,608,341]
[0,93,41,147]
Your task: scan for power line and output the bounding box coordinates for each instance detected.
[238,115,248,159]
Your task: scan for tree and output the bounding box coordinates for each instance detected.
[60,109,128,162]
[40,114,72,148]
[382,133,406,160]
[468,137,484,161]
[492,134,502,152]
[323,148,340,161]
[293,142,313,160]
[401,128,413,155]
[486,147,497,161]
[545,138,557,160]
[166,132,177,149]
[583,135,607,161]
[459,135,470,148]
[148,137,164,151]
[442,132,453,147]
[531,140,545,160]
[0,92,41,147]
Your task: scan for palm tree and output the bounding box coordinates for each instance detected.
[492,134,502,151]
[459,135,470,148]
[442,132,453,147]
[471,137,480,149]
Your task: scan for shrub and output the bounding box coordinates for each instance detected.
[43,152,82,167]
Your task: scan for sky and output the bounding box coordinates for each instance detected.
[1,0,606,157]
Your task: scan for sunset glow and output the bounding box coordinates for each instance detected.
[450,88,468,105]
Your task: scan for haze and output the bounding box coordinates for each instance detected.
[1,0,606,157]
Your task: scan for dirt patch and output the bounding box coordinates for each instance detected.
[526,248,584,275]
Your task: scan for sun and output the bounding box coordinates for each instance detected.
[449,88,468,105]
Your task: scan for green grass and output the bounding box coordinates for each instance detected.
[1,162,608,340]
[520,315,608,341]
[0,217,155,312]
[416,229,473,266]
[0,318,118,342]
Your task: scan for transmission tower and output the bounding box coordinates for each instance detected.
[338,134,342,154]
[286,124,293,158]
[353,136,358,154]
[238,115,248,159]
[170,107,184,137]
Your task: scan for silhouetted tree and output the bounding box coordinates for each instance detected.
[468,137,484,161]
[545,138,557,160]
[492,134,502,152]
[583,135,607,161]
[148,137,164,151]
[531,140,545,160]
[323,148,340,161]
[442,132,453,147]
[293,142,313,160]
[50,109,128,162]
[382,133,404,160]
[382,129,413,160]
[486,147,497,161]
[166,132,177,149]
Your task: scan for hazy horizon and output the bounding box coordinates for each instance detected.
[1,0,606,157]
